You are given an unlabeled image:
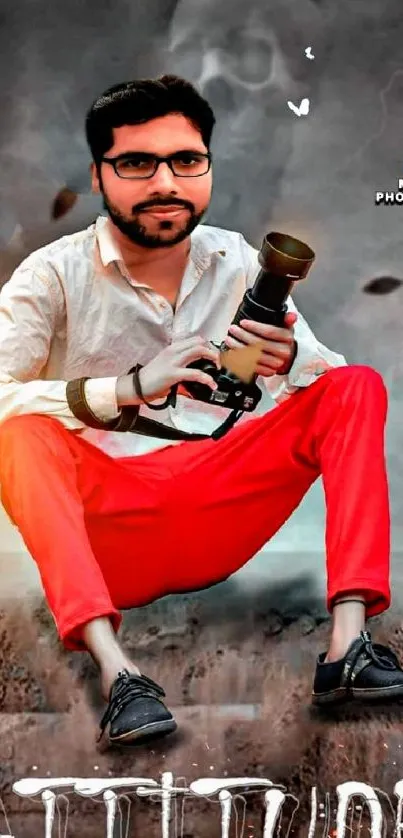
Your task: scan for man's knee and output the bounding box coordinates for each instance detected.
[0,413,60,444]
[326,364,387,401]
[0,415,70,474]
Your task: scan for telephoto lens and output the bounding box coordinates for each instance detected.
[231,231,315,329]
[184,231,315,412]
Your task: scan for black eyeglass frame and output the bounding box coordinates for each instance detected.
[100,151,213,179]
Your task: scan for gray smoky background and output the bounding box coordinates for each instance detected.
[1,0,403,823]
[2,0,403,512]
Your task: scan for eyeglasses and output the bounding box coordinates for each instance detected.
[101,151,212,179]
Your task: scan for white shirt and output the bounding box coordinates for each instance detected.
[0,215,346,458]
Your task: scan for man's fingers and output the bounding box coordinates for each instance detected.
[226,324,254,345]
[229,322,293,345]
[261,341,293,360]
[284,312,298,327]
[256,357,287,375]
[174,337,219,367]
[180,345,220,367]
[181,368,218,390]
[224,334,247,350]
[225,330,292,361]
[200,346,221,366]
[238,320,294,343]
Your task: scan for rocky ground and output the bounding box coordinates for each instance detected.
[1,578,403,836]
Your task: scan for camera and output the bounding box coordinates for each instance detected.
[183,231,316,410]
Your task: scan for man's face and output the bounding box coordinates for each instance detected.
[91,113,213,248]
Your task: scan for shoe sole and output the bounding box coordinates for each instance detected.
[108,718,177,746]
[312,683,403,706]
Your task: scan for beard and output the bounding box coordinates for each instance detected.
[101,191,207,249]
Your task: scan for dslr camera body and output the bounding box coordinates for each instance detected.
[184,231,315,410]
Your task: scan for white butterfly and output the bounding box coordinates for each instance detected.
[305,46,315,60]
[287,98,310,117]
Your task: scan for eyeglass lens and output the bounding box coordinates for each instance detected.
[114,152,210,178]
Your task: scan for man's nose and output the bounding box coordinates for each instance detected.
[150,162,178,191]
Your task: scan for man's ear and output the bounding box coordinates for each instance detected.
[90,162,101,194]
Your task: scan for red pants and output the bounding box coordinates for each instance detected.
[0,366,390,651]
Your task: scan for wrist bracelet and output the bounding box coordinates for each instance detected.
[130,363,176,411]
[66,377,139,432]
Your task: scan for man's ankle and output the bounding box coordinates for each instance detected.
[324,595,366,662]
[324,646,349,664]
[100,661,141,701]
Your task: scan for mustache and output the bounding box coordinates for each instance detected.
[133,198,194,212]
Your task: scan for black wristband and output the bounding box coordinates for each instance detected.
[130,363,176,411]
[131,364,150,405]
[66,377,139,432]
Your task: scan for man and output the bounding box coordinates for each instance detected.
[0,74,401,748]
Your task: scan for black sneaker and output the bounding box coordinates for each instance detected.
[312,630,403,706]
[99,670,177,745]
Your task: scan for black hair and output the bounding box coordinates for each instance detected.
[85,74,216,165]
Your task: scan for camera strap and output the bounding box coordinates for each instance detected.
[129,408,244,442]
[128,364,245,442]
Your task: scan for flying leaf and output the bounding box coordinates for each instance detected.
[51,187,78,220]
[362,276,403,295]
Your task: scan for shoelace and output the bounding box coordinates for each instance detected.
[99,670,166,737]
[357,631,399,672]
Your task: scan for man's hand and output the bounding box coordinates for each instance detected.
[116,336,220,407]
[224,311,297,377]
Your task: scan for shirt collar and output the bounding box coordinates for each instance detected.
[96,216,123,267]
[95,215,226,278]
